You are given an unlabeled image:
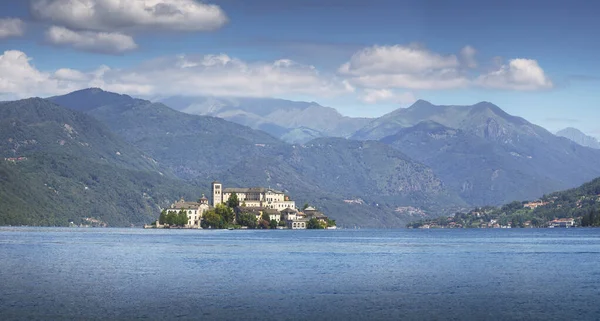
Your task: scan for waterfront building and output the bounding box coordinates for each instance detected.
[211,181,296,211]
[165,195,211,228]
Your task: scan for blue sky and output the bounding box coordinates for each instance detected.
[0,0,599,136]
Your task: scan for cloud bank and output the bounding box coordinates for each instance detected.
[0,50,351,100]
[340,44,552,92]
[46,26,138,54]
[31,0,228,31]
[0,18,25,38]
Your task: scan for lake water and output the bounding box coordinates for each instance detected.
[0,228,599,320]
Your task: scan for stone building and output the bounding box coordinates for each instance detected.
[304,206,329,223]
[166,195,211,228]
[211,181,296,211]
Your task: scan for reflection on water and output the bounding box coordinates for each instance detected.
[1,228,599,320]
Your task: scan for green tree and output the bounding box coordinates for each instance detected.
[201,209,224,229]
[166,211,177,226]
[237,213,257,228]
[215,203,235,224]
[303,203,309,210]
[261,212,270,222]
[278,220,287,227]
[159,209,167,224]
[178,210,188,226]
[269,219,278,229]
[326,218,336,227]
[307,218,325,229]
[226,192,239,209]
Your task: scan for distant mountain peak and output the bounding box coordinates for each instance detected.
[556,127,600,149]
[408,99,435,109]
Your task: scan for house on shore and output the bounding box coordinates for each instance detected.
[163,195,211,228]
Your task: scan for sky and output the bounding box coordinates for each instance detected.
[0,0,599,136]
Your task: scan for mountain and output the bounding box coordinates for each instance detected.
[365,100,600,206]
[49,89,284,180]
[352,100,530,141]
[556,127,600,149]
[47,89,465,227]
[158,96,372,143]
[0,98,200,226]
[214,137,466,227]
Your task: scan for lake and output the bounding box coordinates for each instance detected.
[0,228,599,320]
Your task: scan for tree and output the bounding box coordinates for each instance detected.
[258,219,270,229]
[201,210,224,229]
[159,209,167,225]
[215,203,235,224]
[307,218,325,229]
[278,220,286,227]
[166,211,178,226]
[303,203,309,210]
[226,192,239,209]
[178,210,188,226]
[237,213,257,228]
[326,218,336,227]
[269,219,278,229]
[261,212,270,222]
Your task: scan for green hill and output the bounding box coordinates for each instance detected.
[407,176,600,228]
[0,98,200,226]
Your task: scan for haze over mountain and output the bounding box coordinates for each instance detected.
[556,127,600,149]
[46,88,461,227]
[159,96,372,143]
[357,100,600,205]
[3,88,600,227]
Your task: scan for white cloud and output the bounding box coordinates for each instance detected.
[340,44,459,76]
[360,89,416,105]
[31,0,228,32]
[340,44,469,90]
[46,26,138,54]
[460,45,477,68]
[0,50,82,98]
[0,18,25,38]
[477,58,553,90]
[341,44,552,92]
[54,68,90,81]
[0,50,352,100]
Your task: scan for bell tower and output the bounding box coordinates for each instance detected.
[212,181,223,207]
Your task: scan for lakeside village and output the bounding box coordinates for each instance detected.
[407,198,600,229]
[145,181,336,230]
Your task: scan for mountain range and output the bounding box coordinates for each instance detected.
[158,96,371,143]
[44,89,460,227]
[2,88,600,228]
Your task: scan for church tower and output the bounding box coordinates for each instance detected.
[212,181,223,207]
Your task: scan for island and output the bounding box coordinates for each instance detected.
[145,181,336,230]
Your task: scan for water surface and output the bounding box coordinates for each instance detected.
[1,228,599,320]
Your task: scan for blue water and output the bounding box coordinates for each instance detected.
[0,228,599,320]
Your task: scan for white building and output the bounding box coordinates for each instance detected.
[165,195,211,227]
[211,181,296,211]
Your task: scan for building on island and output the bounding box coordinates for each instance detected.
[303,206,329,223]
[164,195,211,228]
[211,181,296,210]
[152,182,332,230]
